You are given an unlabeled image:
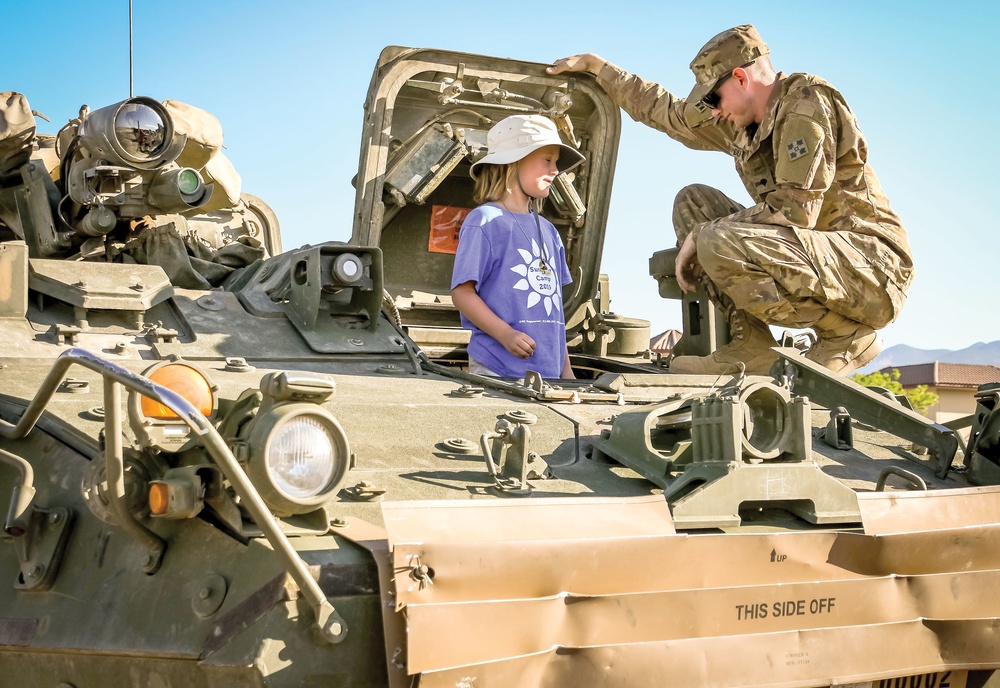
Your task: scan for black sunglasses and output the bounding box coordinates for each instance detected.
[701,61,754,110]
[701,73,731,109]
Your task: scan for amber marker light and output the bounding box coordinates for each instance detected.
[140,364,214,419]
[129,360,218,454]
[149,482,170,516]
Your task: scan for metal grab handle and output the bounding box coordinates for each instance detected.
[876,466,928,492]
[104,377,165,573]
[0,447,35,536]
[0,347,347,644]
[480,425,507,481]
[479,420,535,495]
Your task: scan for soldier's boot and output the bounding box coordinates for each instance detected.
[805,311,882,374]
[669,310,779,375]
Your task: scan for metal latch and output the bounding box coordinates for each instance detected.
[480,418,550,496]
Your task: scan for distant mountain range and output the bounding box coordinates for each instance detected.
[857,340,1000,374]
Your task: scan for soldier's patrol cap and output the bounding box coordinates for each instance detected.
[688,24,769,104]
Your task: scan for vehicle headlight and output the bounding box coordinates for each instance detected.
[268,415,339,498]
[242,380,350,515]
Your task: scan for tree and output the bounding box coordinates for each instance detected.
[850,369,939,415]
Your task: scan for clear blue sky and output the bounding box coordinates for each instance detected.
[6,0,997,350]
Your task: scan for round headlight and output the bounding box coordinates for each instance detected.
[114,102,168,160]
[246,405,350,515]
[267,416,338,498]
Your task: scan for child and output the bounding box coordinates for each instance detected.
[451,114,584,379]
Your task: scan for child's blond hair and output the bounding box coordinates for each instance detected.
[472,163,521,205]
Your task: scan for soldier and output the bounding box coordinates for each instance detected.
[548,25,913,375]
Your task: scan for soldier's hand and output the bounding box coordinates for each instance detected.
[547,54,606,77]
[675,231,702,293]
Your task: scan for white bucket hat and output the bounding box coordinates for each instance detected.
[470,114,585,179]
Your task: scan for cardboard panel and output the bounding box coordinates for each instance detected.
[383,494,1000,684]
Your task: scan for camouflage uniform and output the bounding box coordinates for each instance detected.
[595,42,914,338]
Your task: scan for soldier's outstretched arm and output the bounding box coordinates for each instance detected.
[550,55,730,153]
[547,54,609,77]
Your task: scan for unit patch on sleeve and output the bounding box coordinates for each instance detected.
[787,138,808,161]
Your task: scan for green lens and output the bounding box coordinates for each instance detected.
[177,168,200,195]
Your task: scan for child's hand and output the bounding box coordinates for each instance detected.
[501,329,536,359]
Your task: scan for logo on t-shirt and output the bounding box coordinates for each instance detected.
[510,239,561,316]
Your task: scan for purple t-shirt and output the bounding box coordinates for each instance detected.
[451,203,573,378]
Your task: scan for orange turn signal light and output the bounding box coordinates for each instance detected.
[140,364,214,420]
[149,482,170,516]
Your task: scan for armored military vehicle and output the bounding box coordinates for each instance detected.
[1,47,999,688]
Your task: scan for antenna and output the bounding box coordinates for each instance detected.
[129,0,134,97]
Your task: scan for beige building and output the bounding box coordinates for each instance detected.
[884,362,1000,425]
